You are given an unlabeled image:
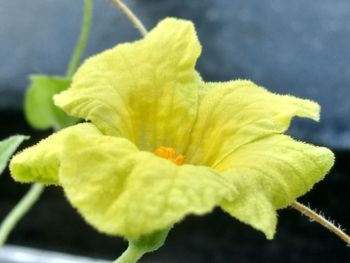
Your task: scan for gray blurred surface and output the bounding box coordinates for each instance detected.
[1,0,350,148]
[0,245,108,263]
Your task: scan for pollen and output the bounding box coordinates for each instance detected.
[154,146,185,165]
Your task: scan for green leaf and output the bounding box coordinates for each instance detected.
[0,135,28,175]
[25,75,78,130]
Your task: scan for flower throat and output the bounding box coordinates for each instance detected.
[154,147,185,165]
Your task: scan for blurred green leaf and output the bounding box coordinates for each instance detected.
[0,135,28,175]
[25,75,78,130]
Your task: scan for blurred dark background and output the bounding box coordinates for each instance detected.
[0,0,349,262]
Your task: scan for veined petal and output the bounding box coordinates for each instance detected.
[55,18,202,152]
[185,80,320,166]
[217,135,334,239]
[10,123,101,184]
[58,132,236,239]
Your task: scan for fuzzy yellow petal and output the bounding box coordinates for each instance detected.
[10,123,101,184]
[218,135,334,239]
[185,80,320,166]
[9,16,334,243]
[55,18,202,152]
[58,132,235,239]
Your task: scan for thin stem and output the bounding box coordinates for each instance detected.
[0,184,45,246]
[113,228,170,263]
[113,243,144,263]
[292,201,350,245]
[111,0,148,37]
[66,0,93,78]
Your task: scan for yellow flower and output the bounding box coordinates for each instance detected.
[10,18,334,240]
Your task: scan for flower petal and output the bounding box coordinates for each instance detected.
[58,132,236,239]
[217,135,334,239]
[55,18,202,152]
[185,80,320,166]
[10,123,101,184]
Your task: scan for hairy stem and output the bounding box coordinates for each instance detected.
[113,228,170,263]
[66,0,93,78]
[111,0,148,37]
[113,243,145,263]
[292,201,350,245]
[0,184,45,246]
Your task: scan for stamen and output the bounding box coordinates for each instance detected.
[155,147,185,165]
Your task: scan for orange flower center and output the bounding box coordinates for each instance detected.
[154,146,185,165]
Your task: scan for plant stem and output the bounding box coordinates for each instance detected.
[0,184,44,246]
[113,243,145,263]
[113,228,170,263]
[66,0,93,78]
[111,0,148,37]
[292,201,350,245]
